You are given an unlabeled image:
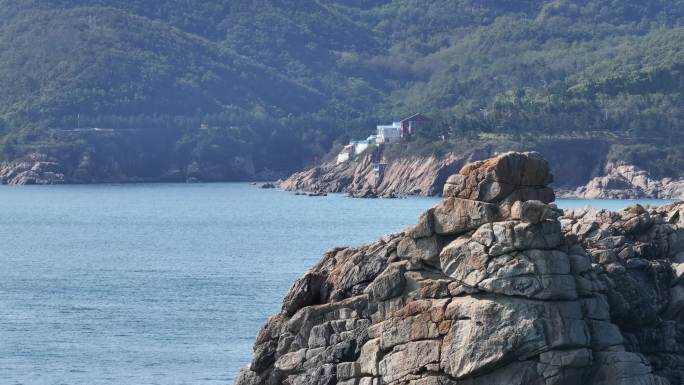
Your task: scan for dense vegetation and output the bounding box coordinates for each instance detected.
[1,0,683,180]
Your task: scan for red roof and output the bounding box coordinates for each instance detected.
[400,113,432,123]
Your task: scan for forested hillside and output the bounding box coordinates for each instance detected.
[1,0,683,181]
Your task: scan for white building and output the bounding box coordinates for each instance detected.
[337,144,354,164]
[336,152,350,164]
[351,140,371,155]
[376,122,401,144]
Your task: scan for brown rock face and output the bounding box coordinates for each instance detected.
[234,152,680,385]
[280,151,473,198]
[443,151,554,204]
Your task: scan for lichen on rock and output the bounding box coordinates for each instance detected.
[235,151,681,385]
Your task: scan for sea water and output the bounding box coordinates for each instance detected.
[0,183,675,384]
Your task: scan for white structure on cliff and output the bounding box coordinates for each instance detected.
[336,144,354,164]
[336,113,431,163]
[377,113,433,143]
[336,136,378,164]
[376,122,401,144]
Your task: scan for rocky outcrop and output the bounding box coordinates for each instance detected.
[0,153,66,185]
[280,151,480,198]
[281,140,684,199]
[0,150,289,185]
[279,139,611,198]
[442,152,555,205]
[561,202,684,383]
[235,151,684,385]
[560,162,684,199]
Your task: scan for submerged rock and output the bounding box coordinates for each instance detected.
[235,151,681,385]
[349,188,379,199]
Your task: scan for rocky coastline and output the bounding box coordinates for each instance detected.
[3,146,683,202]
[0,153,66,185]
[279,152,483,198]
[281,149,684,200]
[236,151,684,385]
[0,152,286,185]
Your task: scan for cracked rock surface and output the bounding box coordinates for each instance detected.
[235,151,681,385]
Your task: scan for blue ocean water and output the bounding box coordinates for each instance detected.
[0,184,676,385]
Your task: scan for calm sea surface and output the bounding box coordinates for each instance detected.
[0,183,675,385]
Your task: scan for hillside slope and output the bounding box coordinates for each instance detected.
[1,1,683,182]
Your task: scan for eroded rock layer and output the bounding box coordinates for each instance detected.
[279,152,474,198]
[236,151,683,385]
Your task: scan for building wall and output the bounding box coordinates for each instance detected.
[353,143,370,155]
[377,126,401,143]
[337,152,350,164]
[400,114,432,137]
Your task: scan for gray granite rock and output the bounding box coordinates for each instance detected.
[234,152,677,385]
[432,197,497,235]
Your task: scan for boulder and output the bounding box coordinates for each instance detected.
[282,272,326,316]
[511,200,562,224]
[440,296,589,379]
[379,340,441,382]
[432,197,497,235]
[397,236,441,265]
[442,151,554,204]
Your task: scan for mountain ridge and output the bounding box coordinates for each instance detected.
[1,0,684,182]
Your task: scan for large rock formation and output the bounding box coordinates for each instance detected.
[235,151,684,385]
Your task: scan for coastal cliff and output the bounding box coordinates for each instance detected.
[0,151,284,185]
[281,143,684,200]
[236,151,684,385]
[279,152,474,198]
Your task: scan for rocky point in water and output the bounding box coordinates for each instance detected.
[0,153,65,185]
[235,151,684,385]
